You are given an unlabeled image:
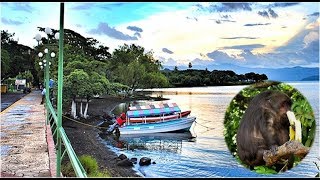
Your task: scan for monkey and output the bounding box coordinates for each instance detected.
[236,90,293,171]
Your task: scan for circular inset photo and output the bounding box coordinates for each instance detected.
[224,81,316,174]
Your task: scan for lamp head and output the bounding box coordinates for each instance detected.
[38,52,43,58]
[35,34,42,41]
[55,33,59,40]
[45,27,52,35]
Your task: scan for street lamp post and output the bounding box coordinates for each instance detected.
[35,28,57,123]
[44,27,53,104]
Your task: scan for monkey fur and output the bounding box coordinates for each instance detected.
[236,90,293,170]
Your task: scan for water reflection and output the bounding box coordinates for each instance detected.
[99,132,194,154]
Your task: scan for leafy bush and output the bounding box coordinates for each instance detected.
[224,81,316,173]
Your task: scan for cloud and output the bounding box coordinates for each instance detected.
[211,19,236,23]
[70,3,127,10]
[221,14,232,19]
[88,22,138,40]
[218,3,253,12]
[163,33,319,68]
[258,8,278,19]
[223,44,265,50]
[258,10,269,18]
[1,18,23,25]
[9,3,34,13]
[305,19,320,30]
[161,57,179,66]
[308,12,319,17]
[191,58,215,66]
[303,31,319,48]
[101,2,126,7]
[300,40,319,63]
[202,25,319,68]
[244,23,271,26]
[221,37,258,40]
[268,2,300,8]
[196,2,253,13]
[96,2,130,10]
[186,16,198,21]
[162,48,174,54]
[71,3,96,10]
[203,48,291,68]
[268,8,278,18]
[206,50,236,62]
[134,32,141,38]
[222,19,236,23]
[127,26,143,33]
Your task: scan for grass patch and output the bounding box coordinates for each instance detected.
[61,154,111,177]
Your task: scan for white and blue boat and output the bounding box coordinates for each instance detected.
[119,103,196,135]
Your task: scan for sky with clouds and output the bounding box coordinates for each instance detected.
[1,2,319,68]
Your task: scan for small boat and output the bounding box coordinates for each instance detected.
[119,103,196,135]
[128,110,191,123]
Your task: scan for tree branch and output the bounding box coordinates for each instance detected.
[263,140,310,166]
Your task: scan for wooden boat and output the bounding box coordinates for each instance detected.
[128,110,191,123]
[119,103,196,135]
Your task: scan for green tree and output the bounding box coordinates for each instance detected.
[64,69,90,119]
[1,30,36,83]
[64,57,110,119]
[1,49,10,78]
[110,44,168,91]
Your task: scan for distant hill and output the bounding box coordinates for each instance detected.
[162,64,319,82]
[301,75,319,81]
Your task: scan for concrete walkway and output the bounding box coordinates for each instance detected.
[0,91,56,177]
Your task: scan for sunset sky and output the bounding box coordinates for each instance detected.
[1,2,319,68]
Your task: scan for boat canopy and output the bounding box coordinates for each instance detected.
[127,103,181,118]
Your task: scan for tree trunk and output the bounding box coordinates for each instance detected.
[83,102,89,119]
[71,99,77,119]
[80,99,83,117]
[263,140,310,166]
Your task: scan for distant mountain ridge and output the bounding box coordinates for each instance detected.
[162,64,319,81]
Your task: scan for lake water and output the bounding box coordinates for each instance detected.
[99,81,319,177]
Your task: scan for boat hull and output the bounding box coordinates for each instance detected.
[119,116,196,135]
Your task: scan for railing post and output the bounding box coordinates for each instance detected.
[56,2,64,177]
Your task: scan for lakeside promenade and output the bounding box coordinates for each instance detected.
[0,91,56,177]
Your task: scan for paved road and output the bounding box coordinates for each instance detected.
[0,91,55,177]
[1,92,27,112]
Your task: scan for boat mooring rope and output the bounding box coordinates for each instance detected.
[194,120,215,131]
[62,115,108,129]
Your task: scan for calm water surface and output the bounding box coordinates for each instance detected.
[99,81,319,177]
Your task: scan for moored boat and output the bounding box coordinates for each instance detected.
[118,103,196,135]
[129,110,191,123]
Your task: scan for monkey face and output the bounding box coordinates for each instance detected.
[266,91,292,118]
[279,100,292,116]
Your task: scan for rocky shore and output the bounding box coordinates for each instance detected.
[62,95,143,177]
